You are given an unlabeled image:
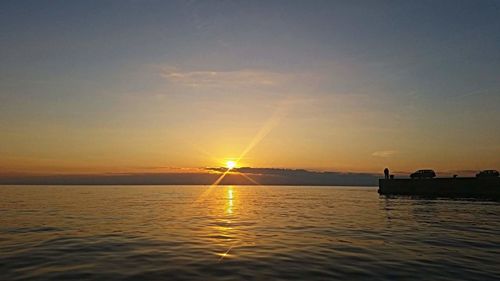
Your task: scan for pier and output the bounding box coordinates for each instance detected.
[379,177,500,199]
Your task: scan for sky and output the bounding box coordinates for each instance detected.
[1,0,499,177]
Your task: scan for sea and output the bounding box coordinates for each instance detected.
[1,185,499,280]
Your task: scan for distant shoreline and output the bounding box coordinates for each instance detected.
[0,168,379,186]
[0,183,378,187]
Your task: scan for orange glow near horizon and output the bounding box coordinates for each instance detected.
[0,96,497,176]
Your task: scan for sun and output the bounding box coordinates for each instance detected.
[226,161,237,170]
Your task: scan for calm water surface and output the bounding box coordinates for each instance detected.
[1,185,499,280]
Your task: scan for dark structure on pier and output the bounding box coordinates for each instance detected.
[379,170,500,199]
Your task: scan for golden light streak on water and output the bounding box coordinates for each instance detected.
[217,245,234,263]
[226,187,234,214]
[218,186,236,262]
[194,169,231,203]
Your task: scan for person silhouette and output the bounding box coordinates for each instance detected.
[384,168,389,179]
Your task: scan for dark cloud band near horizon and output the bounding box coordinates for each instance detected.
[0,166,483,186]
[0,167,379,186]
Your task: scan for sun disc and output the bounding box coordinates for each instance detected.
[226,161,236,169]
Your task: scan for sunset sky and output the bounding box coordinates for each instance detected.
[1,1,499,176]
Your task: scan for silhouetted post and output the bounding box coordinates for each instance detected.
[384,168,389,179]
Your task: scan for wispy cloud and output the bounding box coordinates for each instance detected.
[371,150,397,158]
[160,67,288,88]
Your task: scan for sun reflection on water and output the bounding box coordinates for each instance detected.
[226,187,234,215]
[215,186,237,261]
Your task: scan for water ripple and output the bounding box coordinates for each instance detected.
[1,185,499,280]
